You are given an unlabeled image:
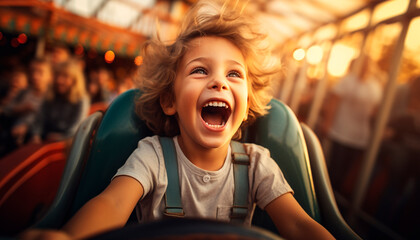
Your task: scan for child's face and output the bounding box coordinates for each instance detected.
[163,36,248,149]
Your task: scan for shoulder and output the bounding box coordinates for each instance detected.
[122,136,164,171]
[242,142,270,159]
[119,135,163,166]
[115,135,164,195]
[135,135,163,157]
[242,143,276,170]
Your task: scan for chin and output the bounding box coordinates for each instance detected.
[198,134,232,149]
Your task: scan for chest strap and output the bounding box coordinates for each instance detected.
[160,137,184,217]
[159,137,250,222]
[230,140,250,223]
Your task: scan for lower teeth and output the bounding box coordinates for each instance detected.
[205,122,225,128]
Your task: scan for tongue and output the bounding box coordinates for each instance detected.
[202,110,223,125]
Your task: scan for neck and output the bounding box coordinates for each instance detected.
[177,135,229,171]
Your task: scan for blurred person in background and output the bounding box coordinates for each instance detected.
[0,68,28,156]
[319,57,383,194]
[31,60,90,143]
[87,66,115,104]
[375,76,420,228]
[86,68,102,104]
[0,58,52,156]
[49,43,71,68]
[0,68,28,108]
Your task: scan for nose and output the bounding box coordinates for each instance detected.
[208,75,229,91]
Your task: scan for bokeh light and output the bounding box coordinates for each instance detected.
[293,48,305,61]
[104,50,115,63]
[327,43,355,77]
[134,56,143,66]
[306,45,323,65]
[17,33,27,44]
[405,17,420,52]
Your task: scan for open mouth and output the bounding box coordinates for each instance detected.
[201,101,231,128]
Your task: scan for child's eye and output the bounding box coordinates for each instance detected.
[227,71,242,78]
[190,67,207,75]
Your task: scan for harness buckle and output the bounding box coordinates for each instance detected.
[230,206,248,219]
[232,153,250,165]
[164,207,185,217]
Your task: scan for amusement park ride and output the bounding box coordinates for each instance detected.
[1,0,419,239]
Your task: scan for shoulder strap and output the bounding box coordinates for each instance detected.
[230,141,250,223]
[159,137,184,217]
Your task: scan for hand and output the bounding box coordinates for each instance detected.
[19,229,72,240]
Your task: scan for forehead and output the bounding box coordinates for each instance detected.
[181,36,245,66]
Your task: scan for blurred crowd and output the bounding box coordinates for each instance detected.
[301,56,420,238]
[0,44,136,158]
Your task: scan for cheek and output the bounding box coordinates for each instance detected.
[175,80,200,103]
[232,83,249,121]
[240,83,249,107]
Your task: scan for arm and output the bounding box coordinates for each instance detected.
[62,176,143,239]
[21,176,143,240]
[265,193,334,240]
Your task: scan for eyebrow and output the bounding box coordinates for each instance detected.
[185,57,246,70]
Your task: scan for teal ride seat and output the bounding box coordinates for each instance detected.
[35,89,360,239]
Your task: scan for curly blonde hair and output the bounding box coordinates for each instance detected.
[136,0,280,138]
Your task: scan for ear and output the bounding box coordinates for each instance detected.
[160,94,176,116]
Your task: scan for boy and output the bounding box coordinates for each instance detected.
[22,1,334,239]
[5,58,52,147]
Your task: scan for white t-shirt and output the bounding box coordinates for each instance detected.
[114,135,293,225]
[329,74,382,148]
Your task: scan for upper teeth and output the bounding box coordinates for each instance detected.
[204,101,229,108]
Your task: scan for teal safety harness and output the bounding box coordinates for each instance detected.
[159,137,250,223]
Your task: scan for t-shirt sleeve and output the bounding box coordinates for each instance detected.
[113,136,161,199]
[247,144,293,210]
